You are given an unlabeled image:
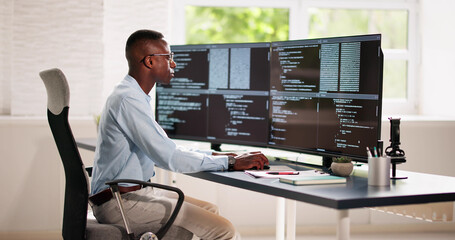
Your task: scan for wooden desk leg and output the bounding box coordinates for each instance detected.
[276,197,285,240]
[337,210,350,240]
[285,199,297,240]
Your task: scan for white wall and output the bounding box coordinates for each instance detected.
[0,0,104,117]
[419,0,455,117]
[0,0,171,117]
[0,0,13,114]
[0,117,97,232]
[103,0,171,103]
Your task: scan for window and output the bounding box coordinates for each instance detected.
[172,0,418,115]
[185,6,289,44]
[171,0,298,45]
[303,1,418,115]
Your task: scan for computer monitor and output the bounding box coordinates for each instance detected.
[156,34,383,163]
[268,34,383,162]
[156,42,271,147]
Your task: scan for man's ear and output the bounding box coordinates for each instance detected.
[144,56,153,69]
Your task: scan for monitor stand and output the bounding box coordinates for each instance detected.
[211,143,222,152]
[322,156,333,169]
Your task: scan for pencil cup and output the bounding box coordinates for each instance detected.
[368,156,391,186]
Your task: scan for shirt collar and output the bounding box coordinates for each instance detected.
[124,75,151,102]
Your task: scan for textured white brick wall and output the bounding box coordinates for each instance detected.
[0,0,13,115]
[0,0,171,117]
[3,0,103,116]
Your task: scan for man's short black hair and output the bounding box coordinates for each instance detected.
[125,29,164,53]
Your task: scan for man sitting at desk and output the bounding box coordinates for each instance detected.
[89,29,269,239]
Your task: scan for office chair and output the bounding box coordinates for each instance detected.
[39,68,193,240]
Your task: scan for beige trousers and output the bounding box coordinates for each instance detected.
[92,187,240,240]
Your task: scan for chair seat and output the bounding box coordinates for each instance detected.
[86,219,193,240]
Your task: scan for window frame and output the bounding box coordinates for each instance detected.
[171,0,419,115]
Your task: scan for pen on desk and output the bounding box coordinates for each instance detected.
[266,171,300,175]
[366,147,373,158]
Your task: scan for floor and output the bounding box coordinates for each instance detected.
[3,229,455,240]
[242,232,455,240]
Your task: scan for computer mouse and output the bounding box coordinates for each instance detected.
[248,165,270,170]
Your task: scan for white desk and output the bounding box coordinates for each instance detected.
[76,138,455,240]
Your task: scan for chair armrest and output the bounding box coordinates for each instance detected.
[105,179,185,239]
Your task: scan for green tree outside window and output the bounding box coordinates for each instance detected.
[185,6,289,44]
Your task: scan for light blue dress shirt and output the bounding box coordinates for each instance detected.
[90,75,228,195]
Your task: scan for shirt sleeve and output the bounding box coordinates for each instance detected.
[115,95,228,173]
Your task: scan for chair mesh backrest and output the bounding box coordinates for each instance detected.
[40,68,89,240]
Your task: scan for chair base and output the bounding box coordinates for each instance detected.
[86,219,193,240]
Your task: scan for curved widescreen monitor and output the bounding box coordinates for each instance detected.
[156,34,383,162]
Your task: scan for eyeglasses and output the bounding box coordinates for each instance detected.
[140,52,174,64]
